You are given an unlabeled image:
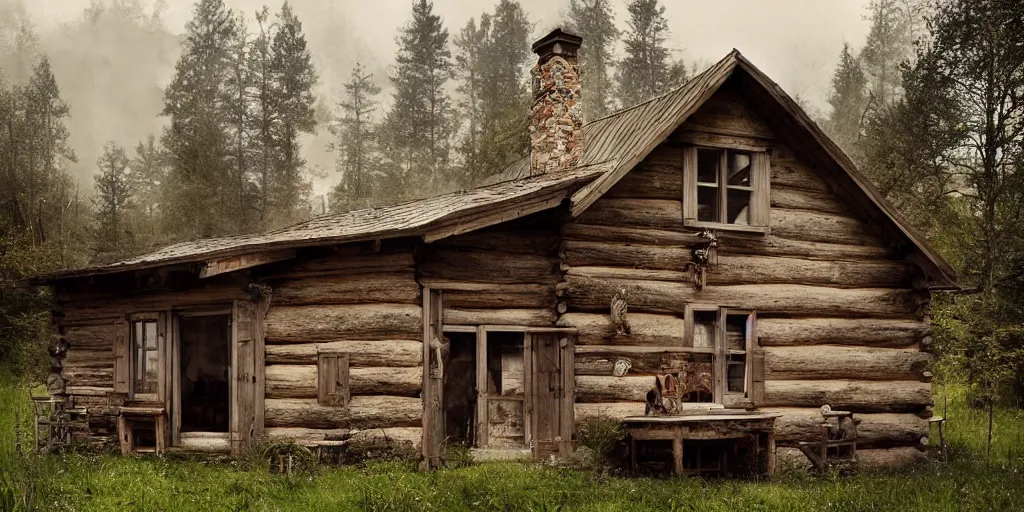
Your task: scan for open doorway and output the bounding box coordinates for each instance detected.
[179,314,230,433]
[442,332,477,446]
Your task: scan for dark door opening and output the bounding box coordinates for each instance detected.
[179,314,230,433]
[443,332,477,446]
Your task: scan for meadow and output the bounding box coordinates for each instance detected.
[1,370,1023,512]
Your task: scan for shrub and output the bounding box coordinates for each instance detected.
[575,414,625,469]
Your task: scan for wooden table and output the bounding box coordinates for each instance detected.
[623,413,781,476]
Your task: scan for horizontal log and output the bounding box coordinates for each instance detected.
[563,223,701,246]
[64,324,114,350]
[179,432,230,453]
[563,240,689,270]
[264,396,422,429]
[63,350,113,368]
[771,209,885,246]
[575,346,697,375]
[265,340,423,365]
[436,229,559,256]
[264,427,349,445]
[763,379,932,412]
[776,445,925,470]
[62,367,113,387]
[557,312,686,346]
[272,273,420,306]
[575,375,655,403]
[420,280,555,309]
[265,365,422,398]
[565,266,688,282]
[757,318,928,348]
[717,233,894,261]
[560,273,920,318]
[762,407,928,447]
[265,304,422,343]
[60,283,251,319]
[770,157,832,193]
[709,255,910,288]
[576,199,683,231]
[264,252,415,279]
[606,162,683,200]
[444,308,555,327]
[66,386,114,396]
[575,402,646,422]
[770,186,849,215]
[419,249,558,285]
[347,427,422,459]
[764,346,930,381]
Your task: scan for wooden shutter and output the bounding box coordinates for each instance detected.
[113,318,130,394]
[317,352,350,407]
[232,300,260,454]
[421,288,444,469]
[749,312,765,405]
[682,146,699,222]
[750,152,771,227]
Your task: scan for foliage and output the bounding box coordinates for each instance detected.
[575,414,625,468]
[824,44,868,161]
[564,0,619,122]
[616,0,683,108]
[330,62,382,211]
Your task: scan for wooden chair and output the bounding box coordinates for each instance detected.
[117,401,167,455]
[797,408,858,471]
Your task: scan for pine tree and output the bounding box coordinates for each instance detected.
[92,142,133,256]
[251,6,276,226]
[331,62,382,211]
[380,0,454,197]
[268,1,317,226]
[454,0,531,184]
[616,0,681,108]
[564,0,619,120]
[131,134,169,248]
[224,11,255,233]
[825,44,869,159]
[862,0,921,111]
[161,0,239,238]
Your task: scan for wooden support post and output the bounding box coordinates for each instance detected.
[672,427,683,476]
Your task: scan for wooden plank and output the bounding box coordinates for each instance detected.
[200,250,295,278]
[750,152,770,226]
[421,289,444,469]
[476,326,488,448]
[674,130,770,152]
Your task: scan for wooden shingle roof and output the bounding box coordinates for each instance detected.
[37,49,956,287]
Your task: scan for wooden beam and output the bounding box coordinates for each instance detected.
[199,250,295,279]
[423,192,567,243]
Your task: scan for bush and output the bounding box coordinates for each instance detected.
[575,414,625,469]
[442,441,474,469]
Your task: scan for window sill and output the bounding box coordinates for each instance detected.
[684,219,768,235]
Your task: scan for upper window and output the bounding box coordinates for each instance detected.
[131,319,159,398]
[684,146,770,231]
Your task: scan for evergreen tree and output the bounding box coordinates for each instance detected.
[92,142,133,256]
[564,0,619,120]
[131,134,169,248]
[379,0,454,197]
[251,5,276,226]
[454,0,531,184]
[161,0,240,238]
[268,1,317,226]
[616,0,681,108]
[825,44,869,160]
[331,62,382,211]
[862,0,920,111]
[225,10,255,233]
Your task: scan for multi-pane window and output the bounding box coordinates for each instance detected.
[131,319,159,398]
[685,146,770,230]
[685,307,756,404]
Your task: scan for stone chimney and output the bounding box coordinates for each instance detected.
[530,28,583,176]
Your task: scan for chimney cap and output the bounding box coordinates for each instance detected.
[532,28,583,60]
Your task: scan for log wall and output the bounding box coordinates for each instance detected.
[558,81,934,463]
[260,247,424,451]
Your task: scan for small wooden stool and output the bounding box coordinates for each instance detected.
[928,416,946,454]
[118,403,167,455]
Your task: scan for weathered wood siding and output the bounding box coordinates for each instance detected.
[558,82,933,466]
[420,212,562,327]
[259,244,423,454]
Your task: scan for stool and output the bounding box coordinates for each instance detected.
[118,403,167,455]
[928,416,946,454]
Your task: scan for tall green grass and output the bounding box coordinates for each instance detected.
[0,376,1022,511]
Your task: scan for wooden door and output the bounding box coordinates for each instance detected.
[231,300,258,455]
[530,333,574,460]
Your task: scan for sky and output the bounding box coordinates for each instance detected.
[19,0,874,194]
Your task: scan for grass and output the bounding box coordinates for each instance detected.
[2,370,1023,511]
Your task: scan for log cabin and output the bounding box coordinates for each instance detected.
[33,29,956,471]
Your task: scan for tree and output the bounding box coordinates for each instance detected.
[224,10,256,233]
[267,1,317,226]
[564,0,619,121]
[379,0,455,197]
[616,0,681,108]
[130,134,169,248]
[454,0,531,184]
[92,142,133,256]
[331,62,382,210]
[161,0,240,238]
[825,44,869,160]
[861,0,922,111]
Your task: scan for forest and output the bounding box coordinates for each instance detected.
[0,0,1022,475]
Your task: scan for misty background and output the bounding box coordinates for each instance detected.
[14,0,870,197]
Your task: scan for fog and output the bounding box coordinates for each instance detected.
[17,0,871,197]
